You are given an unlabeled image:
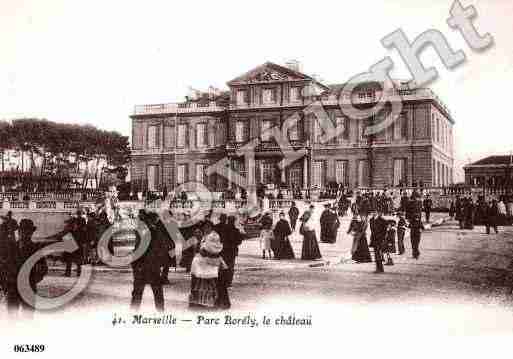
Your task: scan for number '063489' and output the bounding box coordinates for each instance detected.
[13,344,46,353]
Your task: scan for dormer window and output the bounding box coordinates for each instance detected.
[262,88,277,104]
[236,89,248,105]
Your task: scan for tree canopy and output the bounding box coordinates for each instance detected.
[0,118,130,189]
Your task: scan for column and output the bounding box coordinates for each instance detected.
[246,151,258,209]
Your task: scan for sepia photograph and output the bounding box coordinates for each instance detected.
[1,0,513,357]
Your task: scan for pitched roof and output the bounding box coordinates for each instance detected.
[227,61,323,86]
[469,155,513,166]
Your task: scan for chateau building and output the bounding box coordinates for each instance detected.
[130,61,455,192]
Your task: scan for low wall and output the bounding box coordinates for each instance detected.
[0,208,70,240]
[0,200,97,240]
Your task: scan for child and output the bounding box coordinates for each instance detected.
[397,212,408,255]
[259,228,274,259]
[386,221,397,254]
[384,221,396,266]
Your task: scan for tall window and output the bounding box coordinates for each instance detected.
[147,125,159,149]
[177,164,187,184]
[358,160,369,187]
[133,122,144,149]
[261,120,273,141]
[233,160,246,187]
[312,161,324,188]
[394,113,407,140]
[164,125,175,148]
[290,87,301,102]
[262,88,277,104]
[177,124,187,148]
[147,165,159,191]
[262,161,275,184]
[288,118,300,141]
[335,160,348,186]
[359,120,367,143]
[432,159,437,186]
[393,158,406,186]
[436,118,440,143]
[313,118,324,144]
[335,117,348,142]
[235,121,247,142]
[196,164,207,184]
[236,89,248,105]
[196,123,207,147]
[217,122,226,145]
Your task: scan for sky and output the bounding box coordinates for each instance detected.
[0,0,512,182]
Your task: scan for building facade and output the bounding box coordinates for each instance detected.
[130,61,455,192]
[464,155,513,187]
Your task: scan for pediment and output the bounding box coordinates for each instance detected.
[227,62,312,85]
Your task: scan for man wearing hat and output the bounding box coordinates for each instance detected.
[1,211,18,242]
[409,214,425,259]
[64,211,86,277]
[130,211,169,311]
[372,209,388,273]
[1,218,48,315]
[423,194,433,223]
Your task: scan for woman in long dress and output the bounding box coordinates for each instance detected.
[273,212,295,260]
[189,221,228,309]
[300,211,322,260]
[347,214,372,263]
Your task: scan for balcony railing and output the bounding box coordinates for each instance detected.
[321,88,451,115]
[134,101,225,115]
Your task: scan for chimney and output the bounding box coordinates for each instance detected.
[285,59,302,72]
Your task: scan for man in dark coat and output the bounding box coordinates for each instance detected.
[486,200,499,234]
[0,214,21,314]
[372,210,388,273]
[64,213,86,277]
[320,204,339,244]
[400,192,409,213]
[464,197,475,229]
[1,211,18,242]
[130,211,170,312]
[455,196,464,229]
[423,195,433,223]
[220,216,243,287]
[214,213,228,239]
[476,197,489,231]
[288,202,299,232]
[409,214,425,259]
[153,213,176,285]
[0,218,47,315]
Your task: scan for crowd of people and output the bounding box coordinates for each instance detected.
[451,195,512,234]
[2,186,511,315]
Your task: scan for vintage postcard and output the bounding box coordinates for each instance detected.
[1,0,512,357]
